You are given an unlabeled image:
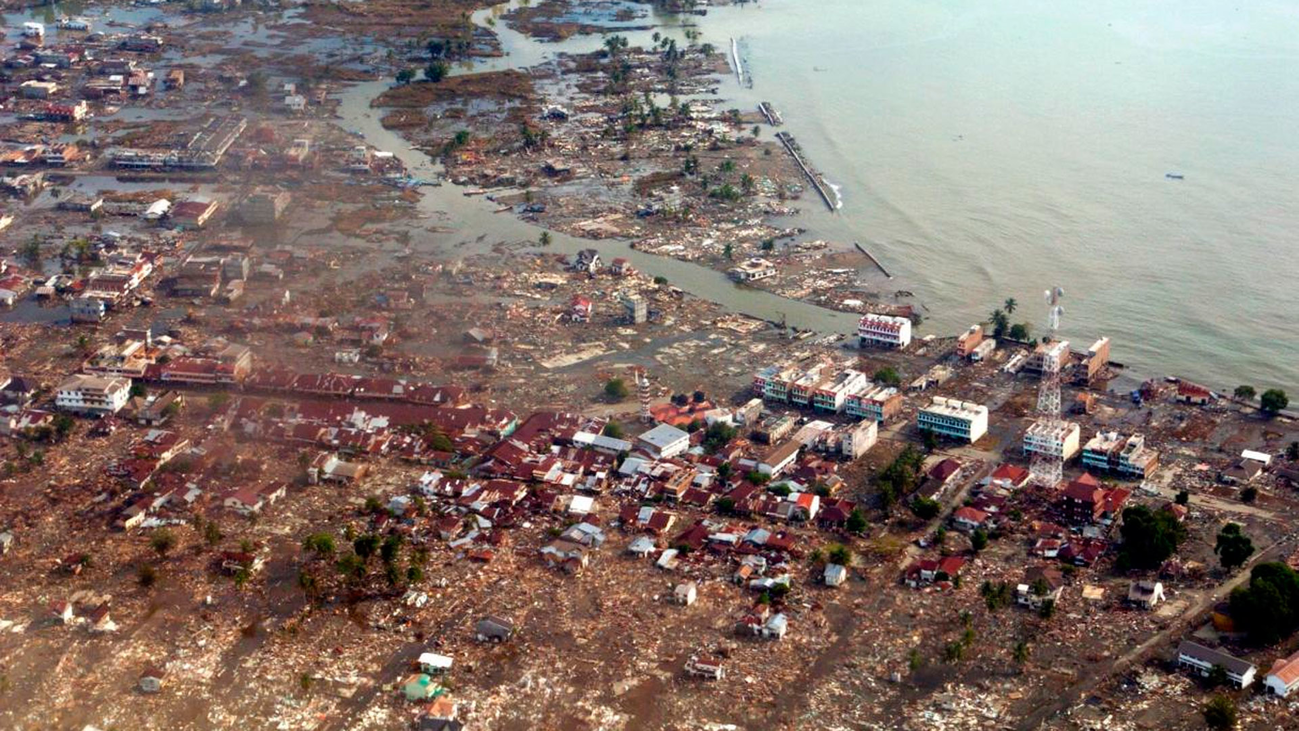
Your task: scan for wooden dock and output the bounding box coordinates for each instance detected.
[854,241,892,278]
[776,131,836,213]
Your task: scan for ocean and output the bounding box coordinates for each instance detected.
[684,0,1299,392]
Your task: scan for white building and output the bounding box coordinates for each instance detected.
[729,257,776,282]
[55,374,131,415]
[636,423,690,459]
[917,397,988,443]
[857,314,912,348]
[23,22,44,37]
[811,369,869,412]
[1265,651,1299,697]
[1023,420,1081,460]
[840,419,878,459]
[1177,641,1256,689]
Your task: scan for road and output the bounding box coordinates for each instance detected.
[1014,537,1290,731]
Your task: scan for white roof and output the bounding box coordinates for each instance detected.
[638,423,689,449]
[417,652,453,670]
[1241,449,1272,465]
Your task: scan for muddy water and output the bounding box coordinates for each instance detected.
[334,3,860,335]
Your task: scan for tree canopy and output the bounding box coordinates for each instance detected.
[1230,562,1299,645]
[1260,388,1289,415]
[1215,523,1254,570]
[1115,505,1186,571]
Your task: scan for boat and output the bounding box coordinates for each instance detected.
[1165,173,1184,180]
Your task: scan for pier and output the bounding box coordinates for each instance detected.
[757,101,783,126]
[855,241,893,278]
[776,131,836,213]
[730,38,750,88]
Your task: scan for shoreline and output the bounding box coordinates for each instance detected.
[408,0,1288,400]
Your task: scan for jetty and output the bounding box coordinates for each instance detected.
[757,101,783,126]
[730,38,750,88]
[854,241,892,279]
[775,131,836,213]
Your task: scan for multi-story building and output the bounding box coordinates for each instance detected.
[844,385,903,423]
[840,419,878,459]
[917,397,988,443]
[83,341,153,379]
[1059,473,1130,526]
[1081,431,1159,479]
[752,364,797,404]
[857,314,912,348]
[810,369,868,412]
[56,374,131,415]
[1022,420,1081,461]
[956,325,984,359]
[1073,337,1110,385]
[788,364,832,408]
[1177,641,1256,690]
[1024,340,1070,378]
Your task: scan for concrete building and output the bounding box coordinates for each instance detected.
[1081,431,1159,480]
[620,292,647,324]
[811,369,868,412]
[729,257,776,282]
[956,325,983,359]
[840,419,878,459]
[917,397,988,443]
[1074,337,1110,385]
[758,441,800,477]
[1265,650,1299,697]
[1177,641,1256,689]
[1023,420,1081,461]
[55,374,131,415]
[636,423,690,459]
[236,189,291,225]
[857,314,912,348]
[1024,340,1070,378]
[844,385,903,423]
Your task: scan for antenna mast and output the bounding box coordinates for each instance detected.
[1029,287,1066,488]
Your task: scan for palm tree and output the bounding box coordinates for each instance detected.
[1004,297,1018,315]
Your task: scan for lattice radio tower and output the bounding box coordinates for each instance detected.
[1029,286,1066,487]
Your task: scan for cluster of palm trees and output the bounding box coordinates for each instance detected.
[987,297,1033,341]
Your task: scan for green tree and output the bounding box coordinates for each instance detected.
[424,61,450,82]
[204,521,223,547]
[1229,562,1299,645]
[395,68,415,84]
[1288,441,1299,462]
[987,308,1010,338]
[846,509,867,534]
[380,534,404,565]
[970,529,988,553]
[910,497,941,520]
[150,529,176,557]
[1115,505,1187,571]
[1003,297,1018,315]
[1260,389,1289,415]
[1216,523,1254,570]
[1233,385,1256,401]
[1175,489,1189,506]
[1008,322,1032,341]
[138,563,157,588]
[604,377,630,402]
[827,544,852,566]
[302,532,336,557]
[1012,640,1030,665]
[873,367,902,387]
[1240,486,1258,504]
[1202,695,1237,730]
[602,422,625,439]
[353,534,380,561]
